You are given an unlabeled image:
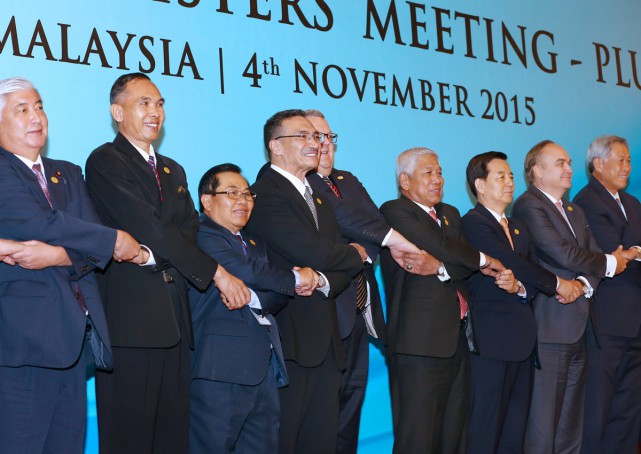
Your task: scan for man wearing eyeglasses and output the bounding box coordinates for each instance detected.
[304,109,391,454]
[189,163,323,453]
[245,109,375,453]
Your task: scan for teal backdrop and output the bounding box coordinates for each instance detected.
[2,1,641,452]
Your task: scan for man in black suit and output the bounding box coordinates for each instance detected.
[573,135,641,454]
[380,147,513,454]
[305,109,388,453]
[462,151,581,453]
[0,77,142,453]
[511,140,629,454]
[85,73,250,454]
[190,163,323,453]
[245,109,371,453]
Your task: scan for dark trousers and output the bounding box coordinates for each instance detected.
[525,337,587,454]
[0,343,88,454]
[189,352,280,454]
[581,330,641,454]
[467,353,533,454]
[336,313,369,454]
[278,343,342,454]
[392,328,470,454]
[96,337,191,454]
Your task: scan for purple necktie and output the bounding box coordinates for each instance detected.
[147,155,163,202]
[31,163,52,207]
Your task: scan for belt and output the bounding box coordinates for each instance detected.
[460,317,468,330]
[162,270,174,283]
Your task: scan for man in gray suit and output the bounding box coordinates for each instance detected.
[512,140,629,453]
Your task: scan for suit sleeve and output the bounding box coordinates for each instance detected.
[461,213,557,297]
[86,149,218,290]
[511,197,606,281]
[380,201,479,280]
[0,158,115,269]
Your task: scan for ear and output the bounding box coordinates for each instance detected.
[592,157,604,173]
[474,178,485,196]
[200,194,212,212]
[269,139,283,157]
[110,104,123,123]
[532,164,543,181]
[399,172,410,191]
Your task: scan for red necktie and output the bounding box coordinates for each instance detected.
[147,155,163,202]
[428,208,468,319]
[322,175,341,198]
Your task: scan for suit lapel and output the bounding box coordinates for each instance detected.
[475,203,514,250]
[529,185,576,241]
[114,134,163,208]
[589,177,627,224]
[269,169,319,232]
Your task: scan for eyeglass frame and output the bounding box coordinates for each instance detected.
[274,131,338,145]
[209,189,257,201]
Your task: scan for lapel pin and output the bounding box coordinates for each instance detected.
[337,175,344,180]
[514,228,520,235]
[50,176,59,184]
[163,166,171,174]
[55,171,61,177]
[567,206,573,212]
[249,239,256,246]
[316,198,322,204]
[177,185,186,194]
[443,215,449,226]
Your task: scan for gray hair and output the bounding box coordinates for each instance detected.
[304,109,325,119]
[0,77,36,122]
[396,147,439,181]
[587,135,628,174]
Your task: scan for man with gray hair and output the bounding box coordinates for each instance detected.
[380,146,512,453]
[0,77,142,453]
[512,139,629,453]
[573,135,641,453]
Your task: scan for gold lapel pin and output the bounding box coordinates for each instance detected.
[316,198,322,204]
[50,176,59,184]
[163,166,171,174]
[443,215,449,226]
[514,228,520,235]
[567,206,573,212]
[249,239,256,246]
[177,185,186,194]
[337,175,344,180]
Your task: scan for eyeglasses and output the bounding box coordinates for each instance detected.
[211,189,257,201]
[274,131,336,144]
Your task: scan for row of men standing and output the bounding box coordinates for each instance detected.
[0,69,640,454]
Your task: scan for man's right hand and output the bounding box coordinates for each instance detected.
[402,250,440,275]
[612,245,631,275]
[350,243,368,262]
[0,238,24,265]
[556,278,583,304]
[293,266,319,296]
[213,265,251,310]
[113,230,141,262]
[479,255,506,278]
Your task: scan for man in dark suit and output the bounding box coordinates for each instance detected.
[245,109,369,453]
[462,151,582,453]
[85,73,250,454]
[0,77,142,453]
[511,140,629,454]
[573,135,641,454]
[305,109,388,454]
[190,163,323,453]
[380,147,513,454]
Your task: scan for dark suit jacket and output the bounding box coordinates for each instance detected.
[574,177,641,338]
[85,133,218,348]
[190,215,292,386]
[462,203,557,361]
[245,167,363,368]
[380,196,479,358]
[308,170,387,343]
[0,148,115,369]
[512,185,605,344]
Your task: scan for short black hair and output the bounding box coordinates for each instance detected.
[197,163,242,212]
[466,151,508,197]
[110,72,151,104]
[263,109,307,157]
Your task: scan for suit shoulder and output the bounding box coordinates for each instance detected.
[42,157,82,173]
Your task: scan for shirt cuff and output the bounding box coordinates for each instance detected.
[604,254,616,278]
[248,289,262,310]
[315,271,330,297]
[479,252,487,267]
[576,276,594,298]
[138,244,156,266]
[292,269,300,286]
[381,229,393,247]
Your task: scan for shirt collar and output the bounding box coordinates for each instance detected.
[271,164,312,197]
[14,153,44,176]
